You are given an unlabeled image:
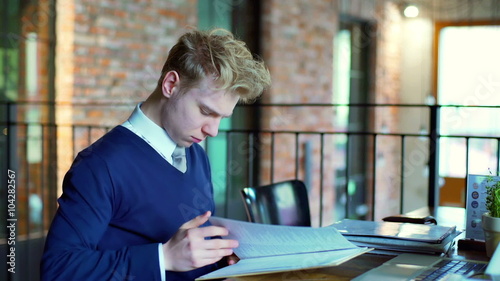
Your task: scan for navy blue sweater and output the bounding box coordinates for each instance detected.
[41,126,218,281]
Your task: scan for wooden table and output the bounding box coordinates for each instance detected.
[404,206,466,229]
[223,207,489,281]
[225,253,392,281]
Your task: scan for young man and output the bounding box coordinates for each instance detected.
[41,28,271,281]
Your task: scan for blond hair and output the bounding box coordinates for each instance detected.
[155,28,271,103]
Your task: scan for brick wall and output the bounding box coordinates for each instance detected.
[71,0,197,114]
[260,0,339,226]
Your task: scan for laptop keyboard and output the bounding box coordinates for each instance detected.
[415,259,488,281]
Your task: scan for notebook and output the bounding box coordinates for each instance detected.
[353,246,499,281]
[331,219,460,255]
[332,219,457,244]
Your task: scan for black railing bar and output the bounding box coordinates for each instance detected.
[245,103,435,107]
[24,126,31,275]
[294,133,299,179]
[252,132,258,187]
[49,124,58,220]
[440,135,500,139]
[432,104,500,109]
[1,121,65,130]
[243,103,498,109]
[72,126,76,160]
[225,132,232,218]
[428,105,440,210]
[0,121,114,129]
[87,126,92,147]
[345,133,350,219]
[41,124,46,235]
[248,133,254,187]
[464,138,472,207]
[22,127,30,238]
[319,133,325,227]
[0,32,55,44]
[465,137,470,185]
[270,132,275,183]
[400,136,406,215]
[497,139,500,176]
[371,134,377,221]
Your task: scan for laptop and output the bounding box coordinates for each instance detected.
[353,245,500,281]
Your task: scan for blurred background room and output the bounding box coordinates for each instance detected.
[1,0,499,280]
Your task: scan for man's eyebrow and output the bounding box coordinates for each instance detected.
[202,104,233,118]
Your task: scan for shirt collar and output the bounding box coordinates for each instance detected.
[124,103,177,160]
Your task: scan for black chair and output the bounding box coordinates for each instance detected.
[240,179,311,226]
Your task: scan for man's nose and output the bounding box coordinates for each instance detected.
[202,118,221,137]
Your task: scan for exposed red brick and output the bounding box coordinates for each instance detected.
[158,9,186,20]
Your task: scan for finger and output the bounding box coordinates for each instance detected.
[188,248,234,269]
[196,225,232,238]
[180,211,211,230]
[202,238,239,250]
[196,248,235,261]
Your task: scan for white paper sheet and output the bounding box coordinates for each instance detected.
[197,247,369,280]
[209,216,356,259]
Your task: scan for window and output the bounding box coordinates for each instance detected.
[438,25,500,177]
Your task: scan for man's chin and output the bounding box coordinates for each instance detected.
[179,140,195,147]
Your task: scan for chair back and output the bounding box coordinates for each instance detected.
[240,179,311,226]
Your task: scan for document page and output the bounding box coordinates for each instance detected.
[197,247,369,280]
[209,217,356,259]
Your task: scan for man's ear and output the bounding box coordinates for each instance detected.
[161,71,180,98]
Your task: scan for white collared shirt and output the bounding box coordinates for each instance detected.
[122,103,178,165]
[121,102,173,281]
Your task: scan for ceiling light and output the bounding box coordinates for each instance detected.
[404,5,419,18]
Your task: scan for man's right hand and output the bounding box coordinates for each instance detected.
[162,211,239,271]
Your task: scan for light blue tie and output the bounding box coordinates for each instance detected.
[172,146,186,173]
